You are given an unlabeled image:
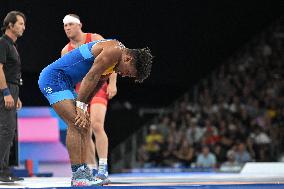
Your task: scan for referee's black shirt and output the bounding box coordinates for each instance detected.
[0,34,21,85]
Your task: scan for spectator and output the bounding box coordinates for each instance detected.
[220,150,242,172]
[161,133,177,167]
[144,124,164,166]
[186,119,203,145]
[157,115,170,138]
[234,143,252,164]
[174,139,195,167]
[196,146,216,168]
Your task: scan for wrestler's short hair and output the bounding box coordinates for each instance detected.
[129,47,153,83]
[1,11,26,33]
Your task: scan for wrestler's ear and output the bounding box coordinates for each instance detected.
[124,54,132,64]
[125,55,131,62]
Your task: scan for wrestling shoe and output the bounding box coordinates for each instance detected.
[71,166,104,187]
[96,164,111,185]
[0,174,24,182]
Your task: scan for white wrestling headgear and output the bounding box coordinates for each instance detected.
[63,15,81,24]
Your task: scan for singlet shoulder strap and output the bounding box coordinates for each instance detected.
[67,42,74,51]
[85,33,92,43]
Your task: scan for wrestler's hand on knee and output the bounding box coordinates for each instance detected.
[82,110,91,129]
[75,107,89,128]
[75,101,89,128]
[85,111,91,127]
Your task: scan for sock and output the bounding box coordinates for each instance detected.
[98,159,108,176]
[71,163,87,173]
[99,158,108,166]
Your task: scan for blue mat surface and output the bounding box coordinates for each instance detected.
[12,184,283,189]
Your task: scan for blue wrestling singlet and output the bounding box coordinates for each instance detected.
[38,39,110,105]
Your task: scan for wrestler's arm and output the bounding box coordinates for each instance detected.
[77,45,120,104]
[91,33,118,98]
[107,72,117,99]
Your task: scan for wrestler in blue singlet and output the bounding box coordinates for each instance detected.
[38,39,111,105]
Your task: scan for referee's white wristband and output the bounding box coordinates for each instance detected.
[76,101,88,112]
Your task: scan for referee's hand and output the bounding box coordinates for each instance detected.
[17,98,22,110]
[4,95,15,109]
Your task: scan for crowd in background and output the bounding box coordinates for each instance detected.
[137,21,284,171]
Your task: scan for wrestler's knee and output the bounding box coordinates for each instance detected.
[91,118,104,132]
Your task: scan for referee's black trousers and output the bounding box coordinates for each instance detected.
[0,83,19,174]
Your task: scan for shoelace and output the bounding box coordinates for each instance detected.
[84,167,95,181]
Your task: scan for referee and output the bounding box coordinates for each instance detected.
[0,11,25,182]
